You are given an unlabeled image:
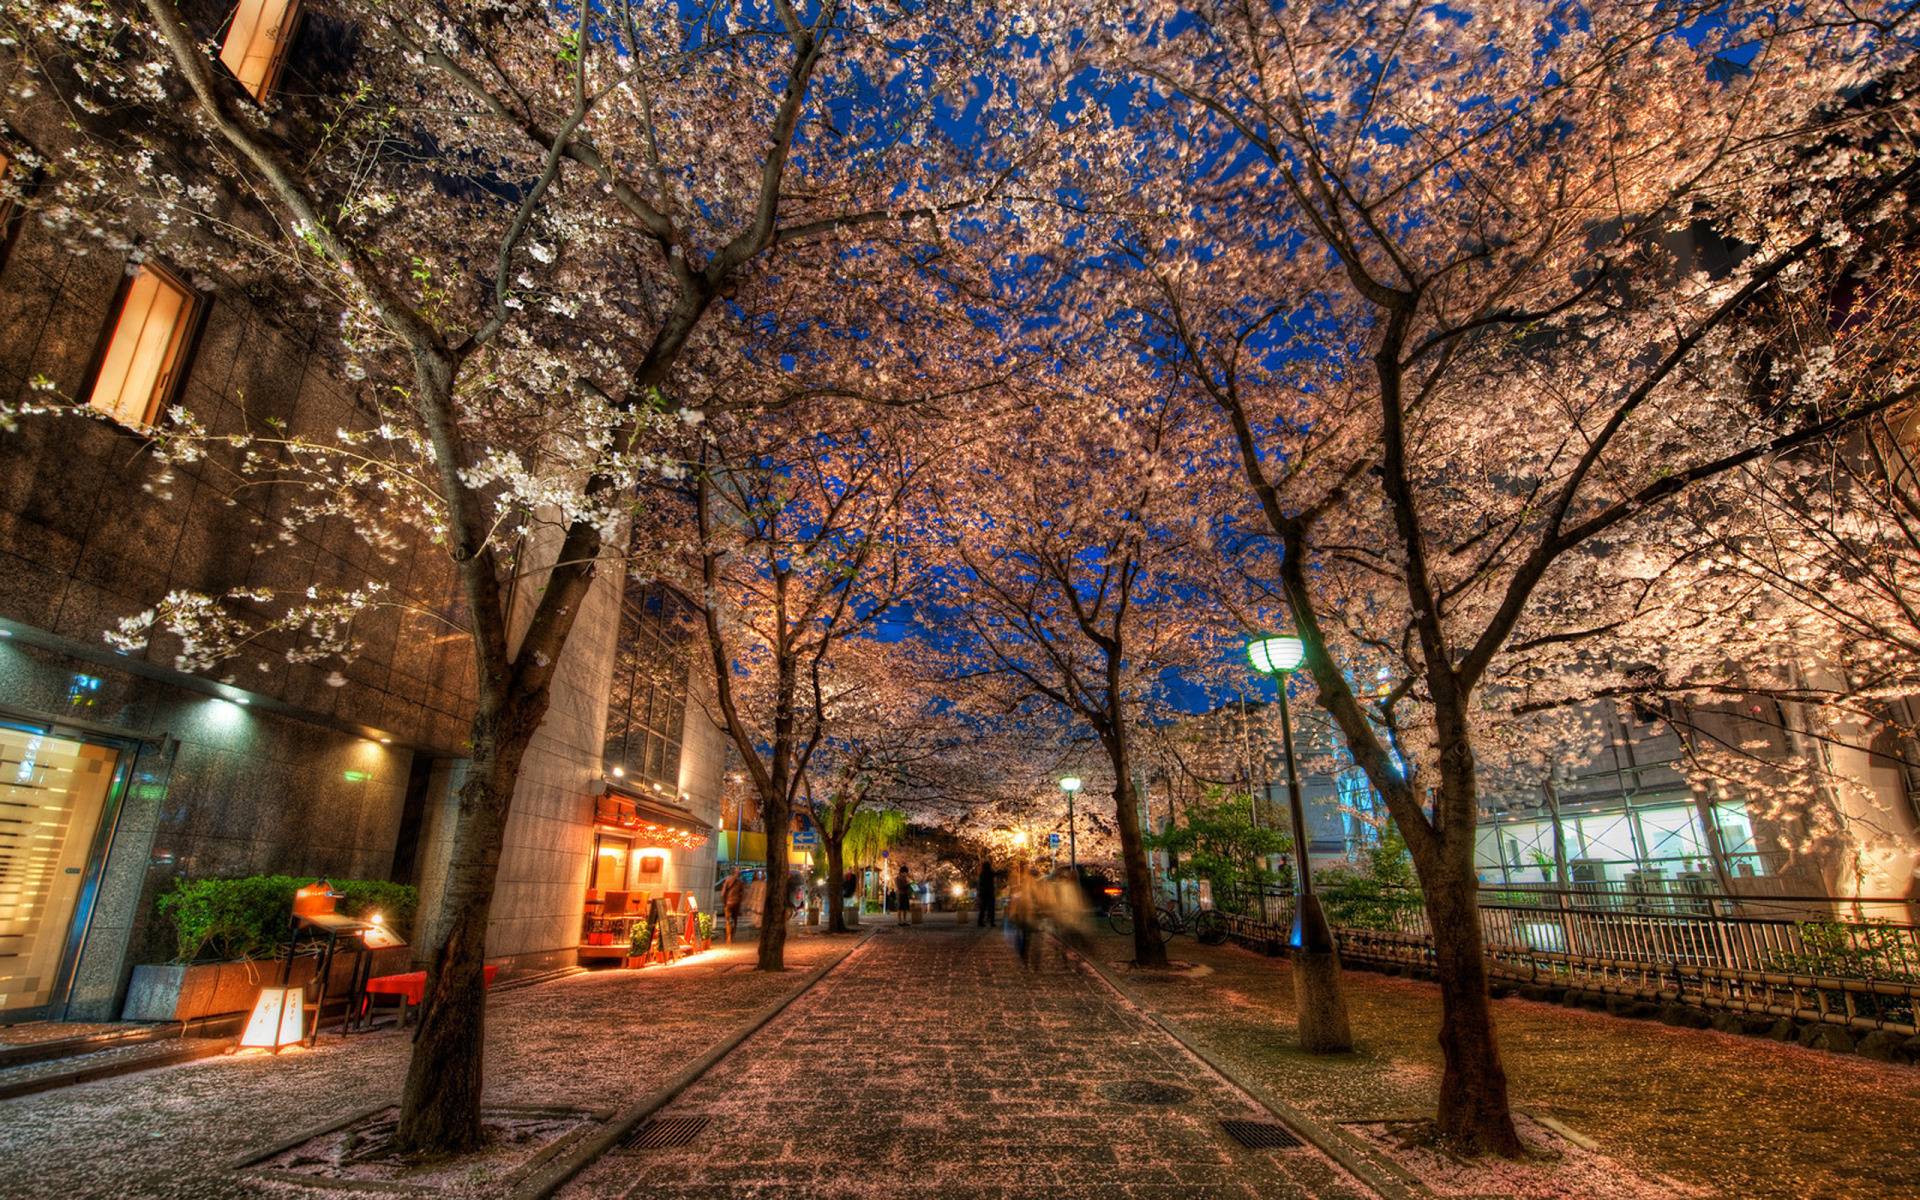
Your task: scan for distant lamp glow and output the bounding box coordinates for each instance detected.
[240,985,306,1052]
[1058,776,1082,793]
[951,883,965,897]
[1011,830,1030,848]
[1247,634,1306,675]
[610,765,626,779]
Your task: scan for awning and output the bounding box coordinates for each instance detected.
[592,780,712,848]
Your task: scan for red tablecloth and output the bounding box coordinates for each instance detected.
[364,965,498,1006]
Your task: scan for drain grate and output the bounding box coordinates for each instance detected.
[620,1115,709,1150]
[1100,1080,1194,1105]
[1221,1118,1303,1150]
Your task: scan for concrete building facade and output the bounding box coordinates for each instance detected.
[0,4,721,1023]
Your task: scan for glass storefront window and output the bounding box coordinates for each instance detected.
[0,728,121,1017]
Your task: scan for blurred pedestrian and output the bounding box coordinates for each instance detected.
[1046,864,1092,961]
[1008,865,1044,968]
[720,867,744,944]
[975,856,996,928]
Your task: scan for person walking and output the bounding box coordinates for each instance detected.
[720,867,745,944]
[975,856,997,928]
[894,864,913,926]
[1007,865,1037,967]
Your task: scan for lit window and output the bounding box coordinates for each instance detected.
[219,0,301,102]
[87,263,198,428]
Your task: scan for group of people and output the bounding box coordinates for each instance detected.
[985,858,1092,969]
[717,858,1092,961]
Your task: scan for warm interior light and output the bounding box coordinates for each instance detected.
[240,985,306,1052]
[89,263,195,428]
[219,0,300,102]
[1248,634,1306,674]
[610,765,626,778]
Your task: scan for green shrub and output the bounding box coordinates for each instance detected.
[155,874,419,963]
[1318,818,1423,931]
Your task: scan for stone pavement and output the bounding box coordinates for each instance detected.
[0,932,850,1200]
[560,925,1375,1200]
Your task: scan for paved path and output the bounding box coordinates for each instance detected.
[561,925,1374,1199]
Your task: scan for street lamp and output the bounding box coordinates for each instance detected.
[1247,632,1353,1053]
[1058,776,1082,872]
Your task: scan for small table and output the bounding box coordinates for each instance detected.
[361,965,498,1029]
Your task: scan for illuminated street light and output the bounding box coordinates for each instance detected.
[1246,631,1353,1053]
[1247,633,1306,675]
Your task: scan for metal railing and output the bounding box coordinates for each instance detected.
[1214,883,1920,1035]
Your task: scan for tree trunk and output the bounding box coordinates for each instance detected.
[1417,706,1523,1157]
[1107,735,1167,968]
[756,791,791,971]
[392,701,541,1154]
[825,832,847,933]
[1422,858,1523,1156]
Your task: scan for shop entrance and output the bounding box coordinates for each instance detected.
[0,725,126,1021]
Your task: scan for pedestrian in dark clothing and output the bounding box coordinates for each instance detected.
[720,867,744,944]
[842,870,858,901]
[976,857,996,927]
[894,865,913,925]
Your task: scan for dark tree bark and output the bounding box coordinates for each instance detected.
[825,831,849,933]
[393,700,542,1152]
[1104,727,1168,969]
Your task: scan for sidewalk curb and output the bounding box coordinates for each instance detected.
[0,1038,233,1101]
[1071,947,1426,1200]
[514,928,883,1200]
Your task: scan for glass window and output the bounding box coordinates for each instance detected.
[1714,802,1765,876]
[1636,805,1704,867]
[1574,811,1639,875]
[603,585,689,790]
[87,263,197,428]
[219,0,301,102]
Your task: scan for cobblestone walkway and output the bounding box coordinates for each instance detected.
[561,925,1374,1200]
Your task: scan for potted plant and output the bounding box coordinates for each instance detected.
[626,917,653,968]
[696,911,715,950]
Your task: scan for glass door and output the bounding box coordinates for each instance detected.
[0,728,122,1020]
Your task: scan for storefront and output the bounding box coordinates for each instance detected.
[0,719,139,1021]
[579,780,714,965]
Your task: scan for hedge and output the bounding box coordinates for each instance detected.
[155,874,418,963]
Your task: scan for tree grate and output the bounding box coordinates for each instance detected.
[1099,1080,1194,1105]
[620,1115,710,1150]
[1220,1119,1303,1150]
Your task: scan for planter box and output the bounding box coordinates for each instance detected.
[910,907,924,925]
[122,946,412,1023]
[806,909,821,926]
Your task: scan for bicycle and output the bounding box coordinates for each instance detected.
[1105,895,1178,943]
[1106,893,1229,945]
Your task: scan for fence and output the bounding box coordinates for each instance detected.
[1211,883,1920,1036]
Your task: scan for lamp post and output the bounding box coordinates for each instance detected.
[1058,776,1082,873]
[1247,633,1353,1053]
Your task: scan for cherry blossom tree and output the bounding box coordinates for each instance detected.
[1092,0,1920,1154]
[795,637,972,932]
[930,375,1233,969]
[659,400,951,970]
